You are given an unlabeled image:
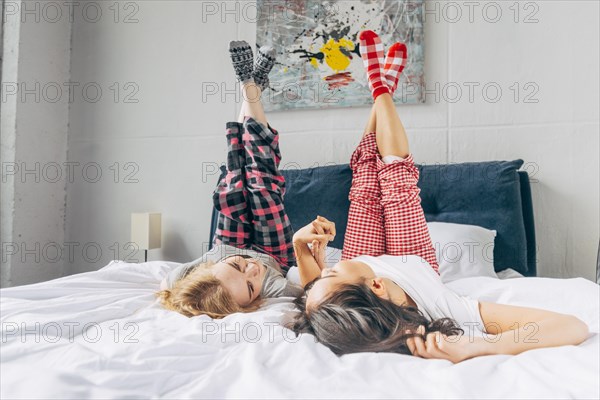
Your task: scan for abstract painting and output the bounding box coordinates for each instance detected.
[256,0,425,111]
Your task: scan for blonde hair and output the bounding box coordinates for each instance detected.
[156,261,262,319]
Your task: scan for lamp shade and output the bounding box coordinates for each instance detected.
[131,213,161,250]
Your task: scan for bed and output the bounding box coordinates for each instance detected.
[1,159,598,399]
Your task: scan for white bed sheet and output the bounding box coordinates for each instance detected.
[1,260,598,399]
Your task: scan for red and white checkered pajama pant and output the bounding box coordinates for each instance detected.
[341,132,439,274]
[212,116,295,272]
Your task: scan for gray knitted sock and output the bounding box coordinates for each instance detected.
[229,40,254,84]
[253,46,276,91]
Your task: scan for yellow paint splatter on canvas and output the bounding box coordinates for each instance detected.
[318,38,355,72]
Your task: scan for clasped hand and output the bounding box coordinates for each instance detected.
[292,215,336,270]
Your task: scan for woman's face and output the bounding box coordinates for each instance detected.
[305,260,376,309]
[211,255,266,307]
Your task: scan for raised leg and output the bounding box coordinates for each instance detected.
[341,104,386,260]
[217,40,292,265]
[374,93,439,273]
[239,82,294,271]
[373,94,409,158]
[363,104,377,136]
[239,82,269,127]
[212,122,252,249]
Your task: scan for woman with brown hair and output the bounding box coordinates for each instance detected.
[291,30,589,362]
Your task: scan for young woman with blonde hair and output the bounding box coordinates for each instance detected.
[156,41,337,318]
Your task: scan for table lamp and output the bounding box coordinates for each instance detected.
[131,212,161,262]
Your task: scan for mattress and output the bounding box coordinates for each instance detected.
[1,260,598,399]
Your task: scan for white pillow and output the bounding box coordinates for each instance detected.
[303,243,343,267]
[324,246,343,267]
[427,221,497,282]
[496,268,524,279]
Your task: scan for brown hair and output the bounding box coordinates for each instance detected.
[291,280,463,355]
[156,261,262,319]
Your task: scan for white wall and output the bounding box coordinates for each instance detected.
[62,0,599,281]
[1,0,71,287]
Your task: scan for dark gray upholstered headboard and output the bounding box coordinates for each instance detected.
[209,160,536,276]
[518,170,537,276]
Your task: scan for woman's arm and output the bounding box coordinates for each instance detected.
[292,216,335,287]
[407,302,589,363]
[475,301,590,355]
[293,241,322,287]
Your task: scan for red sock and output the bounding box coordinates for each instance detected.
[359,30,390,100]
[383,42,408,94]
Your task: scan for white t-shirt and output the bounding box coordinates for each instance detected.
[353,255,486,333]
